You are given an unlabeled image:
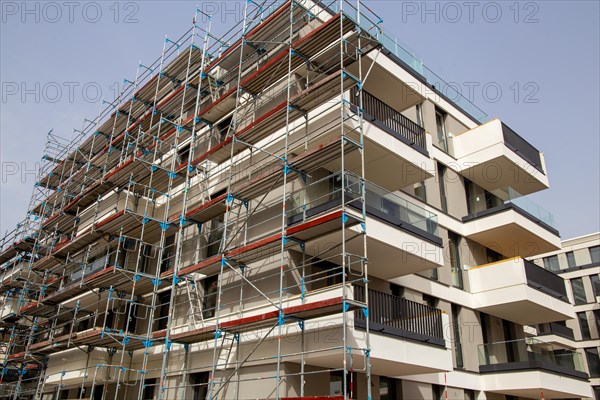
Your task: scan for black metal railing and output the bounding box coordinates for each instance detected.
[350,88,426,152]
[354,286,445,346]
[523,259,569,302]
[501,123,544,174]
[537,322,575,340]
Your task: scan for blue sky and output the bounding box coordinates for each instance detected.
[1,0,599,240]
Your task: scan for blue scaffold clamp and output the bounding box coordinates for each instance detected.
[152,277,163,287]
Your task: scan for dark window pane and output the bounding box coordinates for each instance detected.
[432,384,445,400]
[437,162,447,212]
[571,278,587,305]
[591,275,600,297]
[452,304,464,368]
[566,252,577,268]
[543,255,560,272]
[379,376,398,400]
[585,348,600,378]
[590,246,600,264]
[449,232,463,289]
[578,312,591,340]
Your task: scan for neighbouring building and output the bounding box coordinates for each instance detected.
[530,233,600,400]
[0,1,595,399]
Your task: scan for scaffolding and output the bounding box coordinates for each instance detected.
[0,1,384,398]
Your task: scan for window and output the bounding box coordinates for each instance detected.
[430,268,439,281]
[464,178,474,215]
[594,310,600,333]
[502,320,518,363]
[414,181,427,202]
[578,312,591,340]
[592,386,600,400]
[190,372,209,400]
[566,251,577,268]
[216,115,232,141]
[142,378,156,400]
[543,255,560,272]
[486,248,502,264]
[585,348,600,378]
[423,294,439,308]
[452,304,464,368]
[435,108,448,152]
[160,235,175,273]
[590,246,600,264]
[591,275,600,298]
[415,102,424,127]
[92,385,104,400]
[207,215,224,257]
[202,275,219,319]
[432,384,445,400]
[571,278,587,305]
[311,258,342,290]
[464,389,476,400]
[484,190,502,209]
[437,162,448,212]
[330,371,356,399]
[449,231,463,289]
[177,144,191,165]
[379,376,398,400]
[390,283,404,298]
[157,290,171,330]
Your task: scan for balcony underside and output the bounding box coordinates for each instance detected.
[301,215,442,280]
[463,205,560,258]
[468,258,573,325]
[453,119,549,196]
[473,295,573,325]
[480,369,592,399]
[460,153,548,196]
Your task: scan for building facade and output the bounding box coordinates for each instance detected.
[530,233,600,400]
[0,0,595,399]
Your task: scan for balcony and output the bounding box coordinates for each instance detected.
[478,338,592,399]
[452,119,548,195]
[344,88,434,190]
[537,322,575,340]
[352,286,452,375]
[288,172,444,279]
[463,187,561,257]
[353,286,444,346]
[468,258,574,325]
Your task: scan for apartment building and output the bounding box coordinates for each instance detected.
[0,0,594,399]
[530,233,600,400]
